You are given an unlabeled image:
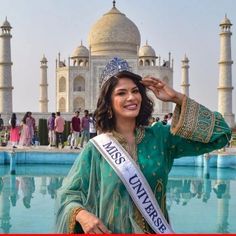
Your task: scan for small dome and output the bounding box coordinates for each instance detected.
[71,43,89,58]
[88,4,140,56]
[139,42,156,58]
[1,17,12,29]
[220,15,232,26]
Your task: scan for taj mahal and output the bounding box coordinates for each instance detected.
[0,1,235,127]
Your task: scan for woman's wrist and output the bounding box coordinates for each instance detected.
[75,208,87,222]
[69,207,85,233]
[172,92,184,105]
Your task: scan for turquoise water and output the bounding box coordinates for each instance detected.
[0,164,235,233]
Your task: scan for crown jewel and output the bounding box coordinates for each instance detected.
[100,57,132,87]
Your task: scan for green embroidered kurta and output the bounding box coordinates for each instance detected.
[55,97,231,233]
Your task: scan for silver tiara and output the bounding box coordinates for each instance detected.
[100,57,132,87]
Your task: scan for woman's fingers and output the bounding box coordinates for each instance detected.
[98,223,112,234]
[76,209,111,234]
[141,77,165,89]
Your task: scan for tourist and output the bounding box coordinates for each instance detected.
[148,116,155,126]
[9,113,20,148]
[70,111,81,149]
[56,57,231,234]
[47,112,56,147]
[19,111,34,146]
[151,116,160,126]
[54,112,65,148]
[167,112,173,125]
[162,114,168,125]
[28,112,36,144]
[0,114,4,131]
[80,110,90,148]
[88,112,97,139]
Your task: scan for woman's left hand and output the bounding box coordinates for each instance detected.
[141,76,184,105]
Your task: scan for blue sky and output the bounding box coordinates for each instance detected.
[0,0,235,114]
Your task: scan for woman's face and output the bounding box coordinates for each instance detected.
[111,77,142,122]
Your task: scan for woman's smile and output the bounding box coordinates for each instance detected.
[124,103,138,110]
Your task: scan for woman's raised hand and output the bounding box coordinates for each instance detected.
[141,76,184,105]
[76,209,112,234]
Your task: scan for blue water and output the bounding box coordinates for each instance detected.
[0,164,235,233]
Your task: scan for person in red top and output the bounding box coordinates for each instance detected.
[70,111,81,149]
[55,112,65,148]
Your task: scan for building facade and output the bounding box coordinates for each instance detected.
[55,3,174,116]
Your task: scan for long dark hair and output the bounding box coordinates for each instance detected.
[22,112,30,124]
[95,76,153,132]
[11,113,17,128]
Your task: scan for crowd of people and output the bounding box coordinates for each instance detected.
[0,110,181,150]
[0,109,97,149]
[47,110,97,149]
[7,111,36,148]
[148,112,173,126]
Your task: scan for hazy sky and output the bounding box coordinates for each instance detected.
[0,0,235,114]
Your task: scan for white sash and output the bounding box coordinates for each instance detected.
[91,133,174,234]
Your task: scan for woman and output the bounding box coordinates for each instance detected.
[9,113,20,148]
[56,57,231,234]
[19,112,34,146]
[89,112,97,139]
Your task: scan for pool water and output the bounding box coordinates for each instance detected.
[0,164,235,233]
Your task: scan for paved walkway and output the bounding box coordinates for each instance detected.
[0,145,83,153]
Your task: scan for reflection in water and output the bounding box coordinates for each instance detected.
[0,173,64,233]
[0,176,11,233]
[0,165,235,233]
[20,177,35,209]
[167,168,232,233]
[47,177,63,199]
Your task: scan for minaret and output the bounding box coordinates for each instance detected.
[0,18,13,114]
[181,54,190,96]
[218,15,235,127]
[39,55,48,112]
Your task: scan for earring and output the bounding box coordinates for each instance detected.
[108,108,113,119]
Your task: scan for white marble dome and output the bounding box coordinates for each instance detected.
[88,5,141,56]
[71,43,89,58]
[139,42,156,57]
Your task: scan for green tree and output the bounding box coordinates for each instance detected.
[38,118,49,145]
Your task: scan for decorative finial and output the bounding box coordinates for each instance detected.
[113,0,116,7]
[81,40,83,46]
[145,40,148,45]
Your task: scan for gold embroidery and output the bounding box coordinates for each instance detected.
[112,127,145,163]
[68,207,85,233]
[171,96,215,143]
[133,204,154,234]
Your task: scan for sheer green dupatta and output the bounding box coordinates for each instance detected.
[55,143,100,233]
[55,142,141,234]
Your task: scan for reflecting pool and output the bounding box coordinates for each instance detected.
[0,164,235,233]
